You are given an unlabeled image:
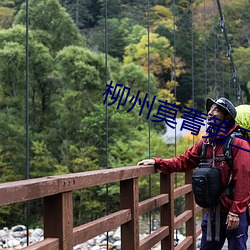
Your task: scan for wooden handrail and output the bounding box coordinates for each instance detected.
[0,165,203,250]
[0,165,156,206]
[23,238,59,250]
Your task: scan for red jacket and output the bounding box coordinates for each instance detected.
[154,124,250,216]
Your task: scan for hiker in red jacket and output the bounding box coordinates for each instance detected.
[138,97,250,250]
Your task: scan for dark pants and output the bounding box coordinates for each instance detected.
[200,211,249,250]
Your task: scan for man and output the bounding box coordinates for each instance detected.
[138,97,250,250]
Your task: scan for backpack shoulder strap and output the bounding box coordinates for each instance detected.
[223,132,241,170]
[200,142,208,163]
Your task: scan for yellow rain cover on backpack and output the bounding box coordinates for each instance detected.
[235,105,250,137]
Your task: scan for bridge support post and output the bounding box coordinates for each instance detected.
[161,173,174,250]
[120,178,139,250]
[185,171,197,250]
[44,192,73,250]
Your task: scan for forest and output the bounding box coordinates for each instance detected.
[0,0,249,228]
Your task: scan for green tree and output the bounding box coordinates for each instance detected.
[30,141,57,177]
[14,0,84,52]
[234,46,250,102]
[107,126,175,208]
[124,25,147,45]
[86,17,137,60]
[222,0,250,46]
[124,32,185,90]
[116,63,158,96]
[0,39,27,180]
[0,25,55,132]
[0,112,26,180]
[61,0,101,28]
[44,46,107,166]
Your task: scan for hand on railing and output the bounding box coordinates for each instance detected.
[137,159,155,166]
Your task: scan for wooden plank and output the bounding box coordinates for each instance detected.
[195,204,203,213]
[22,238,59,250]
[161,173,174,250]
[0,177,59,206]
[58,165,156,192]
[140,226,169,250]
[73,209,131,245]
[120,178,140,250]
[185,171,196,250]
[174,210,192,229]
[139,194,169,215]
[196,226,202,237]
[44,192,73,250]
[175,236,193,250]
[174,184,192,199]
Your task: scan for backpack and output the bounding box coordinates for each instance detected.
[192,143,224,208]
[192,143,225,242]
[235,105,250,138]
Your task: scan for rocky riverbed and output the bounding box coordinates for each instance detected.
[0,225,43,249]
[0,225,188,249]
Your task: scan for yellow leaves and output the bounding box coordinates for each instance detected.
[166,80,180,92]
[0,7,15,29]
[152,5,172,19]
[173,56,186,77]
[149,5,174,32]
[235,47,250,64]
[123,44,135,64]
[183,129,205,142]
[157,81,181,106]
[124,31,185,82]
[184,99,193,109]
[123,9,186,103]
[176,129,205,156]
[158,88,175,102]
[124,32,173,75]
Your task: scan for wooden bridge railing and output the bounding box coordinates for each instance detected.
[0,165,204,250]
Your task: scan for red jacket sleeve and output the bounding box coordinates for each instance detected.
[229,136,250,215]
[153,140,203,174]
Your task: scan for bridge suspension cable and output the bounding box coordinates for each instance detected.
[147,0,153,235]
[172,0,180,245]
[203,0,207,98]
[25,0,30,246]
[104,0,110,249]
[215,0,242,104]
